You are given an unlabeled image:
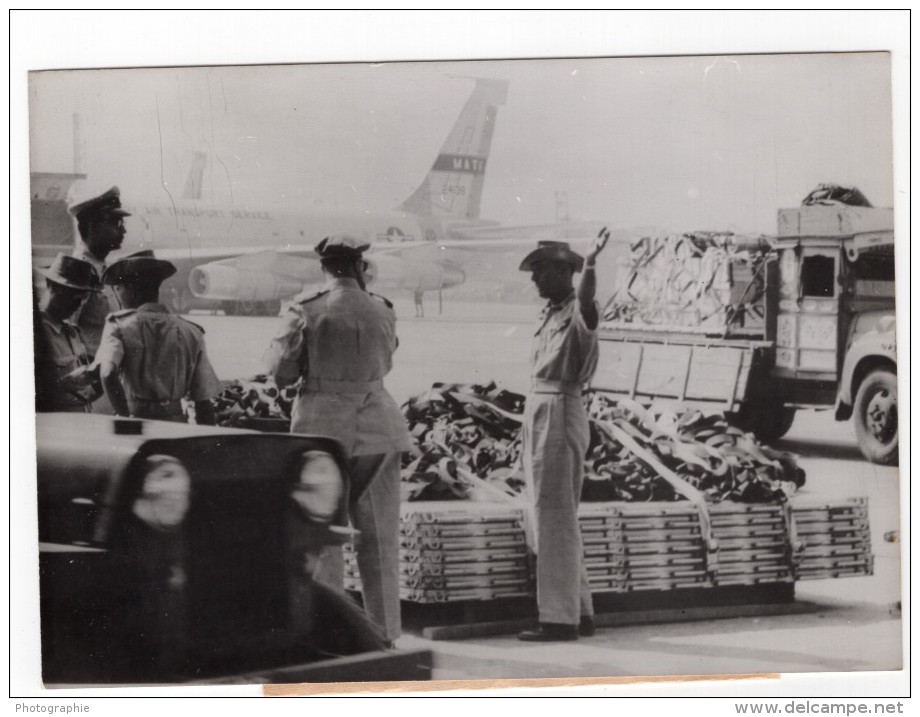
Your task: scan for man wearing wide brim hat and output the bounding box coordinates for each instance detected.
[264,232,411,644]
[68,186,131,357]
[101,249,178,286]
[33,253,103,413]
[94,250,220,424]
[516,229,611,643]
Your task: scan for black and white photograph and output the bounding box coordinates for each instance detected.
[11,10,909,704]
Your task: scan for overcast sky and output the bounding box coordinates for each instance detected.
[29,53,892,237]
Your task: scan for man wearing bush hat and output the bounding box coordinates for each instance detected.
[33,253,104,412]
[517,228,610,642]
[264,232,411,645]
[68,186,131,356]
[94,250,220,424]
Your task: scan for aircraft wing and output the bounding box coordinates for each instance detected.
[446,220,611,243]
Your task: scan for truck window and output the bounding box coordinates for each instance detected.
[800,255,836,298]
[852,253,895,281]
[851,252,895,299]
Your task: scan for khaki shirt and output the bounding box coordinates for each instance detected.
[95,303,221,414]
[531,291,600,391]
[71,246,119,357]
[34,313,95,412]
[264,277,411,456]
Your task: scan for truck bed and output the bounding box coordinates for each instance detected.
[594,327,774,411]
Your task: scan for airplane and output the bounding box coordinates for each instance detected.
[103,77,607,316]
[31,78,606,316]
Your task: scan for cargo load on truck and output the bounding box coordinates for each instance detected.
[602,231,775,337]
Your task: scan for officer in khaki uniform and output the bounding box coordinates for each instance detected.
[517,229,610,642]
[264,233,411,644]
[94,251,220,424]
[34,254,104,413]
[68,186,130,358]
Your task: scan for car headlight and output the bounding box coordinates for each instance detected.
[292,450,344,523]
[132,455,191,530]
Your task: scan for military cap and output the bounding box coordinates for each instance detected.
[102,250,177,285]
[39,253,101,292]
[518,240,585,273]
[68,186,132,220]
[315,233,371,260]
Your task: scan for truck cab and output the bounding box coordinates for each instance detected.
[773,204,897,464]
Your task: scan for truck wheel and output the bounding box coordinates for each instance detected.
[854,369,898,465]
[728,394,793,445]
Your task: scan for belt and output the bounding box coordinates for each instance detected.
[302,377,383,393]
[129,397,185,414]
[531,379,584,396]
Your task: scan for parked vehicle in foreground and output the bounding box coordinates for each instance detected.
[36,413,432,685]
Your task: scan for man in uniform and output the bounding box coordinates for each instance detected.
[34,253,104,413]
[68,186,130,357]
[517,229,610,642]
[94,250,220,424]
[264,233,411,645]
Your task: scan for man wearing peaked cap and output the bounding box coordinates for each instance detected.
[94,249,220,425]
[314,233,372,260]
[264,231,410,644]
[517,228,611,643]
[33,254,103,413]
[68,186,132,221]
[69,186,131,361]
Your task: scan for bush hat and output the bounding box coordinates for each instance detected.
[102,250,177,285]
[518,241,585,273]
[40,253,101,292]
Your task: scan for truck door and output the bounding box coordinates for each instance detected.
[774,244,842,385]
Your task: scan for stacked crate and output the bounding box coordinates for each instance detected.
[579,502,710,593]
[708,503,796,586]
[793,497,874,580]
[577,498,872,592]
[344,497,872,604]
[344,501,533,603]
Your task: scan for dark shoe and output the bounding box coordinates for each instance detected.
[579,616,596,637]
[518,622,578,642]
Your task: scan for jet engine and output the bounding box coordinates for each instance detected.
[189,264,304,302]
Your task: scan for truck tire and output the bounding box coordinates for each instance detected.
[728,393,794,445]
[853,369,898,465]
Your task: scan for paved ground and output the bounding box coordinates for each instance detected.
[192,300,906,695]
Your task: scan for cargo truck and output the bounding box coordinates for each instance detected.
[592,201,898,465]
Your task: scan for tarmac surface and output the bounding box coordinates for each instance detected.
[191,298,906,695]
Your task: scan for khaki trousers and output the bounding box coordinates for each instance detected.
[523,392,594,626]
[316,451,402,642]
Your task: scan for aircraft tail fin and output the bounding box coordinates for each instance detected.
[182,151,208,201]
[399,78,508,222]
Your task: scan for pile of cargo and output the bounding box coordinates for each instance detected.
[401,382,526,502]
[211,377,871,605]
[212,374,297,424]
[344,502,533,604]
[212,377,806,504]
[400,382,805,505]
[602,232,773,333]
